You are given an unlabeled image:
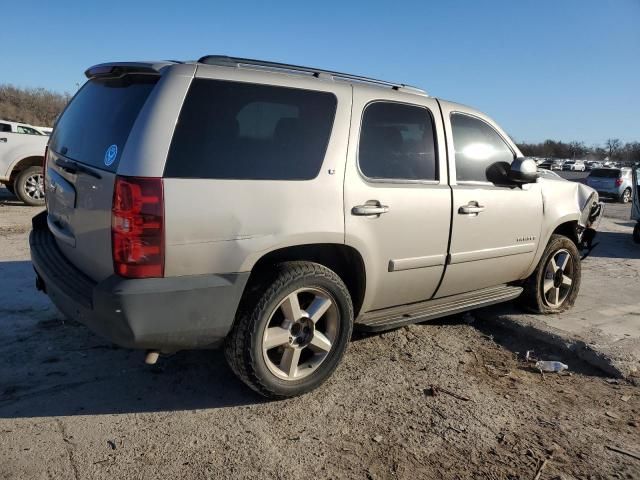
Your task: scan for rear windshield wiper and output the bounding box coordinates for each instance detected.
[54,158,102,180]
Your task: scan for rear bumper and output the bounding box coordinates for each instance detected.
[29,212,249,351]
[594,189,622,198]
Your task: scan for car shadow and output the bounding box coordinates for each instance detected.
[0,260,264,419]
[586,230,640,260]
[0,187,24,206]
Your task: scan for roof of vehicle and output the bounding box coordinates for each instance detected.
[85,55,429,98]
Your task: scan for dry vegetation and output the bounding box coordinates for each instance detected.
[0,84,70,127]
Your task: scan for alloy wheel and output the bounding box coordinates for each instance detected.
[542,248,574,308]
[262,287,339,381]
[24,173,44,200]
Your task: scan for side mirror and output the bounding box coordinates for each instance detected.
[508,157,538,184]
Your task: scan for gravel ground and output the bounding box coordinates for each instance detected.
[1,187,639,479]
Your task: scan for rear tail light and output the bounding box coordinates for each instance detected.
[43,146,49,205]
[615,178,623,187]
[112,176,164,278]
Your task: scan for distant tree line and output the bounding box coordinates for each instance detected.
[516,138,640,165]
[0,84,70,127]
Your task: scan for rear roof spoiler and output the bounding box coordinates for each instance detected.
[84,61,178,79]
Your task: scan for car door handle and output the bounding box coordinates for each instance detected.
[351,203,390,216]
[458,202,485,215]
[0,137,7,143]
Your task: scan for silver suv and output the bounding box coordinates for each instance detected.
[586,167,633,203]
[30,56,603,398]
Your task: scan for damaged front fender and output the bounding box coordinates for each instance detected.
[576,184,604,251]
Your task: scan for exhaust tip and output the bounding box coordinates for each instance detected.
[144,350,160,365]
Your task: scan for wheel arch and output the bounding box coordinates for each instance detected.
[551,220,580,248]
[8,155,44,186]
[245,243,367,318]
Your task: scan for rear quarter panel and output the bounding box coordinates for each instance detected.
[161,67,352,276]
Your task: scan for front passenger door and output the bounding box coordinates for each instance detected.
[435,108,543,298]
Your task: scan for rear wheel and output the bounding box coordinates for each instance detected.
[620,188,632,204]
[224,261,353,398]
[522,234,581,314]
[633,223,640,244]
[14,166,45,206]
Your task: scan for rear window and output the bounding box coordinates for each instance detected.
[589,169,620,178]
[49,75,158,172]
[164,79,337,180]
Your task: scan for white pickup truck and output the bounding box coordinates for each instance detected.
[0,120,48,205]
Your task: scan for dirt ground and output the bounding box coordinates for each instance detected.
[1,187,639,479]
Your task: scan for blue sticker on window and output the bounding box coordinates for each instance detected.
[104,144,118,166]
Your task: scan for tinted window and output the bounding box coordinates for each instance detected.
[17,125,41,135]
[49,75,158,172]
[359,102,437,180]
[0,123,11,132]
[451,113,514,183]
[164,79,337,180]
[589,169,620,178]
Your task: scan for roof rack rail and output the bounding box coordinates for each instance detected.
[197,55,426,95]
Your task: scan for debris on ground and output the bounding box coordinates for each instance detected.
[535,360,569,373]
[605,445,640,462]
[424,385,471,402]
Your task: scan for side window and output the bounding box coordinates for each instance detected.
[17,126,40,135]
[451,113,515,183]
[164,79,337,180]
[0,123,11,132]
[359,102,437,181]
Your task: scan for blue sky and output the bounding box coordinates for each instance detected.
[2,0,638,145]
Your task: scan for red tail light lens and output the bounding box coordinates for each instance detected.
[112,176,164,278]
[615,178,623,187]
[43,146,49,205]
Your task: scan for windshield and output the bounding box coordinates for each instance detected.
[49,75,158,172]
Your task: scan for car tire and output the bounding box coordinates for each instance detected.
[633,223,640,244]
[14,166,45,206]
[224,261,354,399]
[620,188,632,204]
[521,234,581,314]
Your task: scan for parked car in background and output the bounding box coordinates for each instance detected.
[586,167,633,203]
[563,160,586,172]
[30,55,603,398]
[0,119,48,136]
[537,169,564,180]
[0,129,47,205]
[585,161,602,171]
[537,159,554,170]
[551,160,564,171]
[632,166,640,243]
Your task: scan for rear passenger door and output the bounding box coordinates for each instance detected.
[344,90,451,312]
[435,105,542,298]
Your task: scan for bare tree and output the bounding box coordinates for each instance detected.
[0,84,70,126]
[568,141,586,159]
[605,138,622,160]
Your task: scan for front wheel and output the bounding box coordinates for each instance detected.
[521,234,581,314]
[620,188,632,204]
[224,262,354,398]
[633,223,640,244]
[14,166,45,206]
